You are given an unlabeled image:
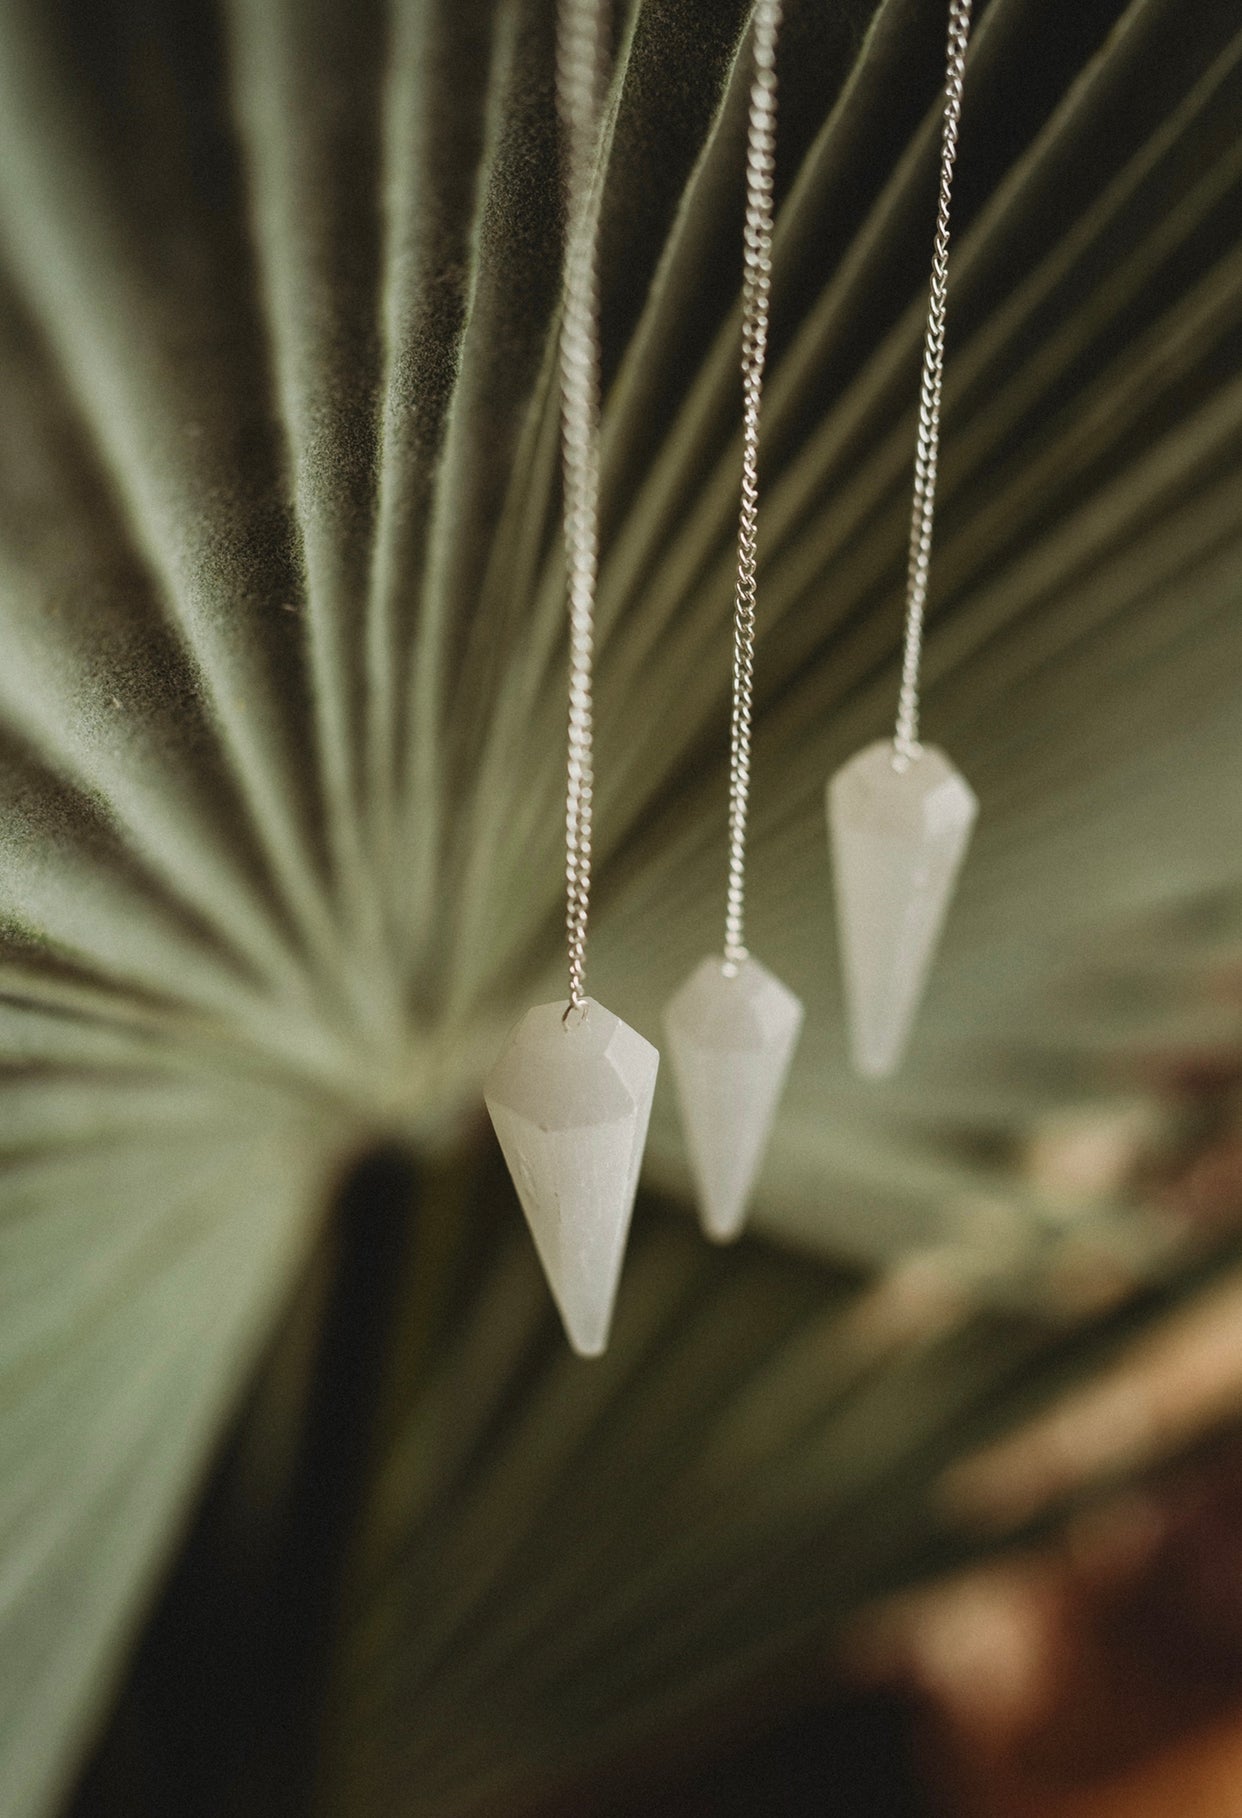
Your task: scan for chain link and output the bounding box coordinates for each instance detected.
[894,0,973,767]
[557,0,608,1012]
[555,0,967,979]
[724,0,782,971]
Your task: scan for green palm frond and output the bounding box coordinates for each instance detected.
[1,0,1240,1813]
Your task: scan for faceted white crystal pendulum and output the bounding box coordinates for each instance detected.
[664,0,802,1245]
[828,0,976,1079]
[485,1001,657,1356]
[485,0,657,1357]
[666,958,802,1242]
[828,742,976,1077]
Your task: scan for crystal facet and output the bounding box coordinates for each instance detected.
[827,740,977,1078]
[484,999,658,1357]
[664,956,804,1244]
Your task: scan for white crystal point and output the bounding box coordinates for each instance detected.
[484,998,658,1357]
[664,956,804,1244]
[828,740,977,1079]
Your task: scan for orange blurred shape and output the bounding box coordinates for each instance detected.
[950,1706,1242,1818]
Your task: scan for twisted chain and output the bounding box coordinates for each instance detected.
[724,0,782,971]
[557,0,607,1012]
[894,0,973,767]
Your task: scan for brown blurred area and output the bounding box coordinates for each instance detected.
[851,1038,1242,1817]
[856,1440,1242,1817]
[565,1437,1242,1817]
[853,1037,1242,1817]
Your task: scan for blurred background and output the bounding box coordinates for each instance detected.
[0,0,1241,1813]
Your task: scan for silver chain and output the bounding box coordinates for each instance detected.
[557,0,607,1012]
[894,0,973,767]
[724,0,782,972]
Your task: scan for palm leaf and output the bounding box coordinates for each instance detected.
[0,0,1240,1813]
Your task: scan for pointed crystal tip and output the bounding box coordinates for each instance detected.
[827,741,977,1079]
[664,956,803,1244]
[484,999,658,1357]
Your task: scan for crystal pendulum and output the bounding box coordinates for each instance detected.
[666,956,802,1244]
[486,1000,656,1357]
[827,0,977,1079]
[484,0,656,1356]
[664,0,803,1245]
[829,741,976,1077]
